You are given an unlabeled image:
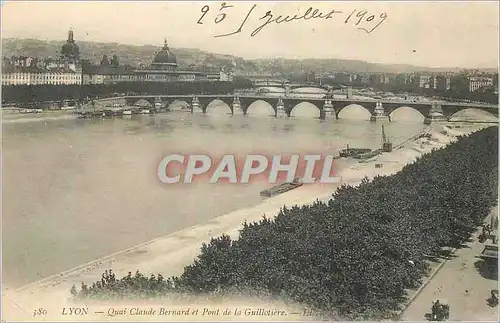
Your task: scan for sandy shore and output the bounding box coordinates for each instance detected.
[1,123,490,322]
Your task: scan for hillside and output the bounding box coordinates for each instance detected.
[2,38,497,75]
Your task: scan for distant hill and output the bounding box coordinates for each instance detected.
[2,38,497,75]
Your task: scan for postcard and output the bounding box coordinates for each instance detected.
[1,1,499,322]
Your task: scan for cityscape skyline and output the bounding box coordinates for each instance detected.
[1,1,499,69]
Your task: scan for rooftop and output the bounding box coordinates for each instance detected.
[2,66,78,74]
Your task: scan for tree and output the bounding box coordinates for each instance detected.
[100,54,109,66]
[111,54,119,67]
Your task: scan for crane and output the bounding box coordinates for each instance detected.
[382,125,393,152]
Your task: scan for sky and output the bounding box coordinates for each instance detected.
[1,1,499,69]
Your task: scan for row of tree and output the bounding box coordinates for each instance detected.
[1,78,254,105]
[71,126,498,320]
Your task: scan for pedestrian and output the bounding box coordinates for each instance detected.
[486,224,492,237]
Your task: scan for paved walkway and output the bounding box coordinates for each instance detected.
[401,209,499,321]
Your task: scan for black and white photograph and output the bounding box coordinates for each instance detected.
[1,1,499,321]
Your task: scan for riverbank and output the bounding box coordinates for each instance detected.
[1,109,77,124]
[2,123,489,321]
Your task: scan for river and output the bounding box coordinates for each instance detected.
[2,99,428,288]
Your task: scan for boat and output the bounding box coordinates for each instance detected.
[140,109,150,114]
[154,98,162,110]
[19,108,41,114]
[354,149,381,160]
[76,111,105,119]
[260,181,303,198]
[101,110,112,117]
[339,145,372,158]
[123,110,132,115]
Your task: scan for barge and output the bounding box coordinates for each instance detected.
[260,180,303,198]
[354,149,382,160]
[20,108,43,114]
[76,111,105,119]
[339,145,372,158]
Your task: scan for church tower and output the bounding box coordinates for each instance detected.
[61,29,80,63]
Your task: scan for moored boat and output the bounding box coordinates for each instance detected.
[19,108,42,114]
[76,111,105,119]
[260,181,303,197]
[339,145,372,158]
[353,149,381,160]
[154,97,162,110]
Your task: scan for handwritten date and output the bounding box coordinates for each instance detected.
[197,3,388,37]
[344,9,388,33]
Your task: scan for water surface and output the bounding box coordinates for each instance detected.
[2,102,428,288]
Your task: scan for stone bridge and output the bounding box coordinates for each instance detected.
[119,94,498,124]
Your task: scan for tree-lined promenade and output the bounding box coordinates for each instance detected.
[1,78,254,106]
[71,126,498,320]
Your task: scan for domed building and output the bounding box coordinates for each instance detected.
[150,39,178,71]
[61,29,80,63]
[134,38,229,83]
[82,38,233,85]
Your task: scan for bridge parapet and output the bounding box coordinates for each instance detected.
[118,93,497,121]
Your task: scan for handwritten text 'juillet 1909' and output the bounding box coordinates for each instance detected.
[197,3,388,37]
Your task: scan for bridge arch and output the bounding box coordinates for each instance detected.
[389,106,426,122]
[204,99,233,115]
[167,99,191,112]
[289,102,322,118]
[337,104,372,120]
[245,99,276,116]
[448,108,498,122]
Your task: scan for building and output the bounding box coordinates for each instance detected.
[468,76,493,92]
[82,54,137,84]
[2,29,83,86]
[82,65,137,84]
[60,29,81,71]
[2,56,82,86]
[133,39,231,83]
[81,38,233,84]
[333,72,352,84]
[435,75,451,91]
[4,32,233,86]
[2,68,82,86]
[393,73,409,86]
[369,73,391,85]
[219,68,234,82]
[418,75,432,89]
